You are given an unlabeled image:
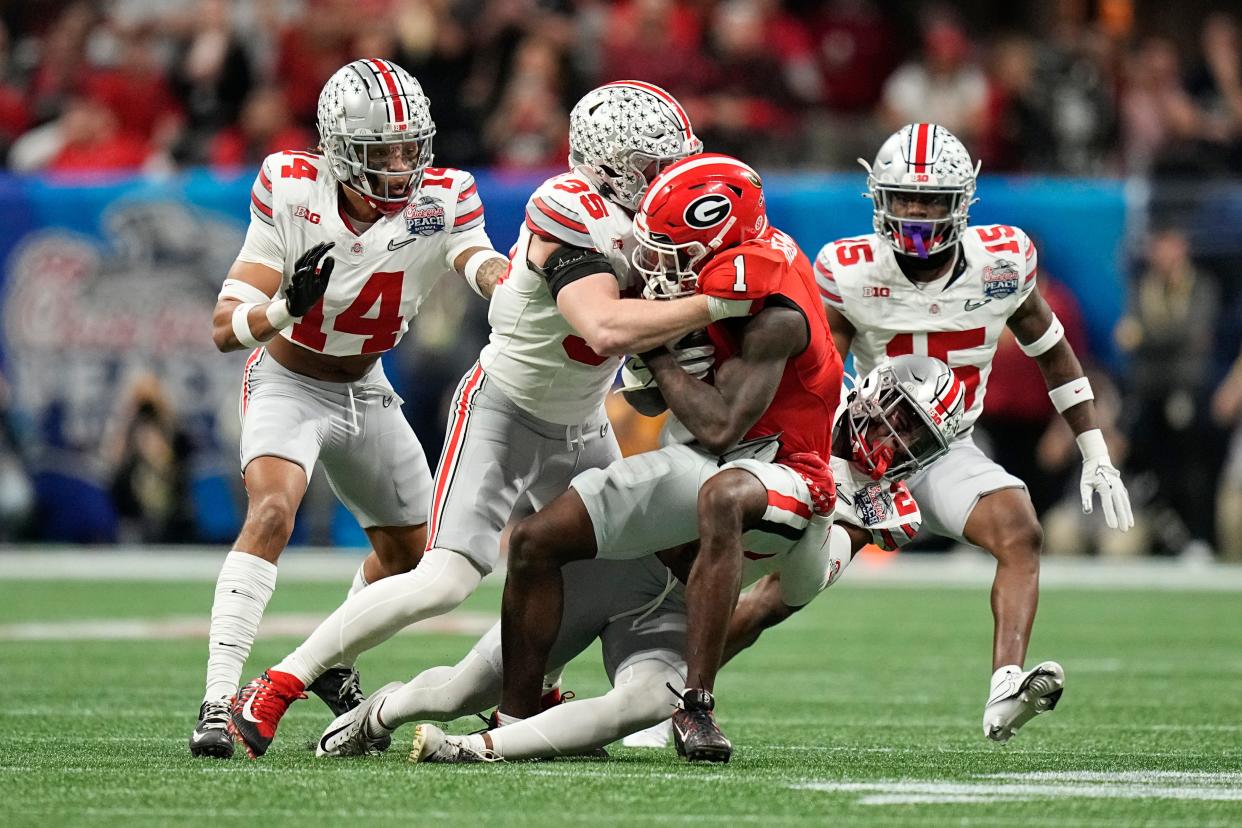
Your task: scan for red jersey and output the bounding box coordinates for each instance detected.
[699,227,843,460]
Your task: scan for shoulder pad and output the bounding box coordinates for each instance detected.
[697,246,785,302]
[525,176,596,250]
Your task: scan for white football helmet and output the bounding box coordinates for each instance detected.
[569,81,702,211]
[317,58,435,214]
[836,355,965,482]
[861,123,979,259]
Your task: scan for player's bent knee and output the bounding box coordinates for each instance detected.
[507,518,559,574]
[243,494,297,546]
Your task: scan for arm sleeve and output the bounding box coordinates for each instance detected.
[524,190,596,250]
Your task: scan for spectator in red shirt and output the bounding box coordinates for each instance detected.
[600,0,708,96]
[46,97,150,174]
[80,29,181,142]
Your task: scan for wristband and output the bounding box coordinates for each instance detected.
[1017,313,1065,357]
[707,295,751,322]
[265,298,294,330]
[463,249,506,298]
[232,302,262,348]
[1048,376,1094,413]
[1075,428,1109,461]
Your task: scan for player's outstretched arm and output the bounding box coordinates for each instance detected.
[1008,290,1133,531]
[641,306,807,455]
[451,246,508,300]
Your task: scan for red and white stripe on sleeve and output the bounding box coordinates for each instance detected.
[250,158,276,227]
[523,191,595,250]
[451,171,485,233]
[813,245,844,310]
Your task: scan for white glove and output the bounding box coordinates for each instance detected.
[1076,429,1133,531]
[621,343,715,394]
[983,661,1065,742]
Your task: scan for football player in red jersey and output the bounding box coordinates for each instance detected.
[498,154,844,762]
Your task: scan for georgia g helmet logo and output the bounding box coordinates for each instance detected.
[683,193,732,229]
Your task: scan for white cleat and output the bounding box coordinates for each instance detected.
[408,724,499,764]
[622,719,672,748]
[316,681,401,757]
[983,661,1065,742]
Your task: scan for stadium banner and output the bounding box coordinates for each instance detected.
[0,169,1127,544]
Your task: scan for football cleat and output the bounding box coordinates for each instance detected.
[984,661,1065,742]
[189,699,235,759]
[308,666,392,752]
[409,724,498,764]
[623,718,672,749]
[316,681,402,757]
[229,670,306,758]
[670,686,732,763]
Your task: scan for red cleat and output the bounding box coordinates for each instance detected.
[228,671,306,758]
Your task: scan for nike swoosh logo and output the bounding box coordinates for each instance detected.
[964,299,992,311]
[387,238,418,251]
[319,721,353,752]
[241,692,263,724]
[673,723,690,744]
[191,730,210,742]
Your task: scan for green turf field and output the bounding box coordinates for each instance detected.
[2,573,1240,827]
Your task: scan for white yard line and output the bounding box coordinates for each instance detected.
[2,547,1242,590]
[0,611,497,642]
[793,771,1242,805]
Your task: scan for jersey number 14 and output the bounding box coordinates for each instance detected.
[291,270,404,354]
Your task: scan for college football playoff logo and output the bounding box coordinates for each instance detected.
[683,193,732,229]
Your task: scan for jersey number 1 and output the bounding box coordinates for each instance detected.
[291,271,405,354]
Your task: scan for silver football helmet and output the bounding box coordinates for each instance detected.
[837,355,964,482]
[317,58,435,214]
[569,81,702,211]
[861,123,979,259]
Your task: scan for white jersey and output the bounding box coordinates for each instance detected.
[815,225,1038,431]
[479,171,637,425]
[236,151,491,357]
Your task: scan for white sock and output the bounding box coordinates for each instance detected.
[379,650,502,729]
[203,550,278,702]
[271,548,482,686]
[347,562,369,598]
[485,659,681,760]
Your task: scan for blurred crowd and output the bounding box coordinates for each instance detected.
[0,0,1240,558]
[0,0,1240,176]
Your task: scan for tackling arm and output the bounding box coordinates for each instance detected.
[721,523,870,664]
[529,235,730,357]
[642,306,808,455]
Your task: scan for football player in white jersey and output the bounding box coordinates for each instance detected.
[190,58,509,759]
[815,123,1134,743]
[226,81,751,759]
[313,356,955,762]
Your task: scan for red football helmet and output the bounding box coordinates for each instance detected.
[632,153,769,298]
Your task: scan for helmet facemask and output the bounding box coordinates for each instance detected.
[867,174,973,260]
[327,127,434,215]
[845,366,952,481]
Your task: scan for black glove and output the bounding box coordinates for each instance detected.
[285,242,335,317]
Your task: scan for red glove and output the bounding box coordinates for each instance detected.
[782,451,837,516]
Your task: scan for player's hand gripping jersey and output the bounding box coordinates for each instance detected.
[815,224,1037,432]
[479,171,637,424]
[700,227,844,460]
[239,152,490,356]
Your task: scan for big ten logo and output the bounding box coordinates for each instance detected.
[291,205,321,224]
[862,286,891,298]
